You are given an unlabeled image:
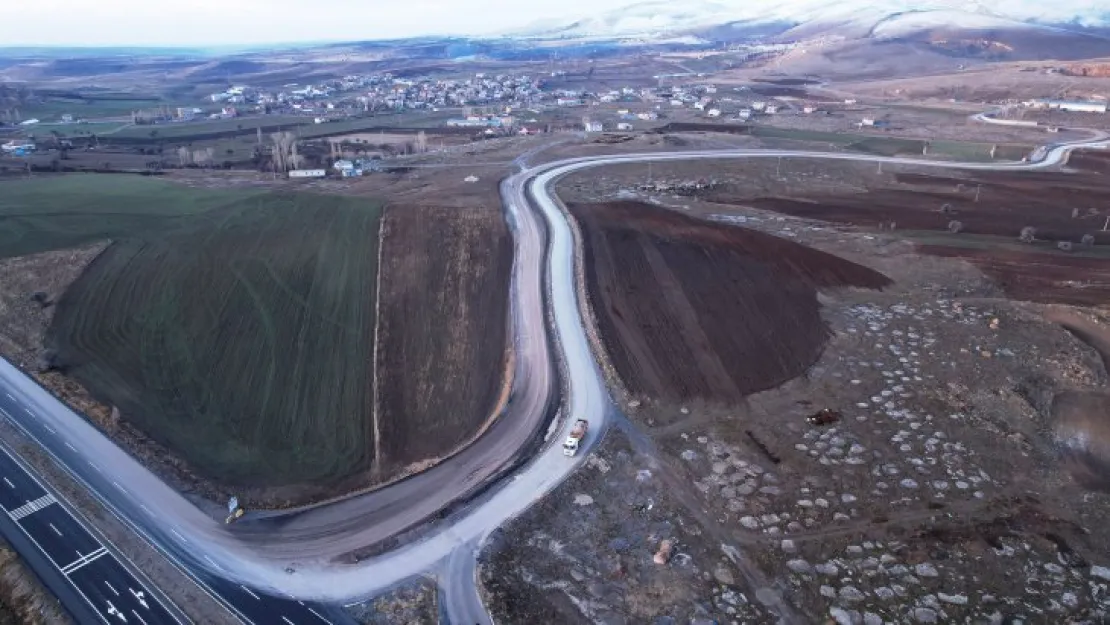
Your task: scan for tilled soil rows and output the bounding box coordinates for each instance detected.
[569,201,890,404]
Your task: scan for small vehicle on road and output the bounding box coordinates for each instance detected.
[563,419,588,457]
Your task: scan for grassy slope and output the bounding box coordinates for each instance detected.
[0,176,382,487]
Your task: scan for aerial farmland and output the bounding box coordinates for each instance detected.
[0,174,512,506]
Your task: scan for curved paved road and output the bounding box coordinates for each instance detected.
[0,128,1104,614]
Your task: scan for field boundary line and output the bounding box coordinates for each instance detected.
[370,209,387,477]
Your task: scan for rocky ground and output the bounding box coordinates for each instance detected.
[345,578,439,624]
[480,178,1110,624]
[0,539,68,624]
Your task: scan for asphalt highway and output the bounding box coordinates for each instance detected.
[0,418,182,624]
[0,120,1103,622]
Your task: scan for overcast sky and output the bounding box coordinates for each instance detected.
[0,0,629,47]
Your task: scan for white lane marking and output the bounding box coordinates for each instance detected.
[132,611,149,625]
[112,481,126,493]
[22,408,33,417]
[4,393,12,400]
[282,617,295,625]
[49,523,62,537]
[139,504,150,514]
[105,581,119,596]
[240,585,260,600]
[64,442,76,452]
[2,478,12,488]
[202,554,223,571]
[8,493,56,520]
[43,424,55,434]
[60,546,107,575]
[308,607,334,624]
[88,461,101,473]
[169,528,185,541]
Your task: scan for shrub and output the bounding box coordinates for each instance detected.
[1019,227,1036,243]
[948,220,964,233]
[1082,233,1096,247]
[1058,240,1074,252]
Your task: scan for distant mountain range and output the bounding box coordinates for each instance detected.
[512,0,1110,42]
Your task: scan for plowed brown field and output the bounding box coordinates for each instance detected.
[374,205,513,475]
[569,201,890,404]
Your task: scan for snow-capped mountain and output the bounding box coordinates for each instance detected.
[514,0,1110,40]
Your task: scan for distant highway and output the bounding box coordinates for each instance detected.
[0,116,1103,623]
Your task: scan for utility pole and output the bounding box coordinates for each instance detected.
[975,185,981,203]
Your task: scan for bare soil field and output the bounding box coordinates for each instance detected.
[558,153,1110,308]
[569,201,890,404]
[375,204,512,477]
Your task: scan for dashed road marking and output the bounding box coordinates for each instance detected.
[105,581,119,596]
[133,611,149,625]
[43,425,55,434]
[22,408,32,417]
[4,393,12,400]
[49,523,61,537]
[88,461,101,473]
[309,607,334,624]
[282,617,295,625]
[64,442,76,452]
[169,528,185,541]
[139,504,150,514]
[240,585,259,600]
[2,478,12,488]
[112,481,126,493]
[203,554,222,571]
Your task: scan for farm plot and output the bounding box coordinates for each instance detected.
[569,201,890,405]
[47,193,382,488]
[374,205,513,475]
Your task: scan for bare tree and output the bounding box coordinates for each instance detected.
[1019,226,1036,244]
[948,220,964,233]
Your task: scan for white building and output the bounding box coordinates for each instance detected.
[707,108,722,118]
[584,120,604,133]
[617,122,634,130]
[1027,99,1107,113]
[289,169,326,178]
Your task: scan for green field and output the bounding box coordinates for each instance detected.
[749,126,1033,161]
[1,176,381,487]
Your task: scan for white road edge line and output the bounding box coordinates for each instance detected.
[308,606,333,624]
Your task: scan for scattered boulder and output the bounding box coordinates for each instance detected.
[653,540,673,565]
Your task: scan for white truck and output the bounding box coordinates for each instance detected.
[563,419,589,457]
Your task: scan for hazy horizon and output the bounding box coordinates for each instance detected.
[0,0,635,47]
